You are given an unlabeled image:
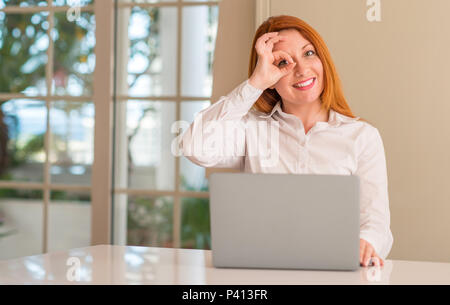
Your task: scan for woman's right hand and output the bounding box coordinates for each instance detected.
[248,32,297,91]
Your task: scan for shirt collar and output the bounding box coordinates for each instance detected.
[328,109,360,126]
[258,101,360,126]
[257,101,283,119]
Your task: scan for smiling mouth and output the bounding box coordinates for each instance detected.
[293,77,316,90]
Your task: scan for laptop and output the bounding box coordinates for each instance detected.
[209,172,360,271]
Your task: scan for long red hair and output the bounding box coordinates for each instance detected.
[249,15,358,119]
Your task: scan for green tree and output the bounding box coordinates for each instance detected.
[0,12,46,175]
[181,176,210,249]
[0,10,95,177]
[1,4,216,248]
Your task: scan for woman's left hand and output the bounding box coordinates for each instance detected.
[360,239,384,267]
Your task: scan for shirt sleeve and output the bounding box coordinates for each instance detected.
[180,79,263,169]
[355,126,394,260]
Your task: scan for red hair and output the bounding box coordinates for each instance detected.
[249,15,358,119]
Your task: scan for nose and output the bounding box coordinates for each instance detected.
[293,60,309,78]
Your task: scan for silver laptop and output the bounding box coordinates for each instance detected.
[209,172,360,271]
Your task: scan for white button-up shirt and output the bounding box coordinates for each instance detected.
[180,79,393,259]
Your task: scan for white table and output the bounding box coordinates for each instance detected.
[0,245,449,284]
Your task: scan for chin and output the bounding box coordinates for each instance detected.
[290,96,321,105]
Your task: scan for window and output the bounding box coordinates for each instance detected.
[113,0,219,250]
[0,0,219,259]
[0,0,95,259]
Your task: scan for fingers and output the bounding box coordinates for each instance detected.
[255,32,276,54]
[360,239,385,267]
[265,35,286,51]
[363,246,373,267]
[368,255,384,268]
[272,50,296,74]
[371,256,380,267]
[360,239,373,267]
[359,240,367,265]
[279,62,296,74]
[257,32,280,46]
[255,32,286,55]
[272,50,293,63]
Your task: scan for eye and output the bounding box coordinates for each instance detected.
[277,59,288,67]
[305,50,315,56]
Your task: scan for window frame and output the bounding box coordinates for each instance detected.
[0,0,218,253]
[112,0,218,249]
[0,1,96,254]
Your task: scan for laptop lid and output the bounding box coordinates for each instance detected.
[209,172,360,271]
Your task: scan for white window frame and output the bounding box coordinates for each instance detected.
[0,0,219,252]
[255,0,270,31]
[0,1,97,253]
[112,0,218,248]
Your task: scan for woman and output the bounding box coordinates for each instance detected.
[180,15,393,267]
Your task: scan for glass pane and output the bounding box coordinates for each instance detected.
[0,0,47,7]
[0,100,46,182]
[181,5,218,97]
[0,12,48,96]
[48,190,90,252]
[0,189,43,260]
[49,101,94,185]
[115,101,175,190]
[180,101,210,191]
[120,6,177,97]
[126,195,173,247]
[53,12,96,96]
[181,197,210,250]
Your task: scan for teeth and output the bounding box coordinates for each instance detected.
[294,78,314,88]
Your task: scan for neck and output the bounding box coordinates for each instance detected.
[281,99,329,127]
